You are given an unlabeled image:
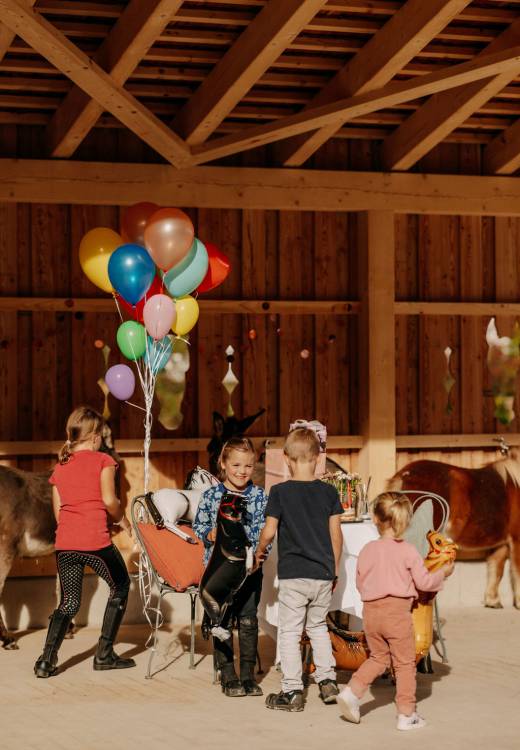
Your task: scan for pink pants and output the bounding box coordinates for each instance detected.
[349,596,416,716]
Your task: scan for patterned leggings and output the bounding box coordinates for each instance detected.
[56,545,130,618]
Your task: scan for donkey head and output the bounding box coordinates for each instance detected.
[207,408,265,476]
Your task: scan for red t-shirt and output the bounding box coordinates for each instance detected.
[49,450,117,551]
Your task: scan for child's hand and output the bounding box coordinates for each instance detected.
[255,549,267,568]
[119,516,133,539]
[207,528,217,543]
[442,560,455,578]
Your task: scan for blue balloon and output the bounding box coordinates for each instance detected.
[163,238,209,299]
[144,335,172,373]
[108,243,155,306]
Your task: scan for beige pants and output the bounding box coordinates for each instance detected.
[278,578,335,693]
[349,596,416,716]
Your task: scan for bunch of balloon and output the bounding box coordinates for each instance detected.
[78,202,232,492]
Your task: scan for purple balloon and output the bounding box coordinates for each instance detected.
[105,364,135,401]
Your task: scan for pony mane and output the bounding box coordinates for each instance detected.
[491,452,520,488]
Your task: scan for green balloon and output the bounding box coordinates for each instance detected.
[117,320,146,360]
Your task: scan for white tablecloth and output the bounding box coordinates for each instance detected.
[258,520,379,641]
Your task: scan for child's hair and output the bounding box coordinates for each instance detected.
[218,436,256,480]
[284,427,320,462]
[372,492,412,538]
[59,405,105,464]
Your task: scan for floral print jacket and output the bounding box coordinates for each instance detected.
[193,482,268,566]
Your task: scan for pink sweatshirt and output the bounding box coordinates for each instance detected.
[356,537,445,602]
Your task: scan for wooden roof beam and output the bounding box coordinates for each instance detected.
[274,0,472,167]
[483,119,520,174]
[382,19,520,171]
[46,0,184,158]
[172,0,328,146]
[0,0,36,62]
[0,0,191,167]
[192,46,520,165]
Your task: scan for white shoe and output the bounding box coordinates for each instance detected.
[337,686,360,724]
[397,712,426,731]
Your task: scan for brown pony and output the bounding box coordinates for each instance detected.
[388,453,520,609]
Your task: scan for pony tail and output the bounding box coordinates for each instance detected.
[58,440,73,464]
[373,492,412,538]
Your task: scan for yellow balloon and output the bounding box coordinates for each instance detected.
[79,227,122,293]
[173,295,199,336]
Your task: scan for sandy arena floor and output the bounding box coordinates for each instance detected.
[1,607,519,750]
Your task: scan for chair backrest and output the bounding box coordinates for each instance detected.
[131,496,205,592]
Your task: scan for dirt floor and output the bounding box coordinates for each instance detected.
[1,607,519,750]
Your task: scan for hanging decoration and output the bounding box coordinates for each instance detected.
[486,317,520,425]
[222,345,239,417]
[442,346,456,415]
[78,203,232,493]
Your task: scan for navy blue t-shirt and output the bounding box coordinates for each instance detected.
[265,480,342,580]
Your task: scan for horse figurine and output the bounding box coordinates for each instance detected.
[199,491,253,641]
[146,467,218,543]
[388,452,520,609]
[0,425,119,649]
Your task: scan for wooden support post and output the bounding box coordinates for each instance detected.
[357,211,396,498]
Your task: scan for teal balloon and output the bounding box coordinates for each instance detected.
[144,335,172,373]
[163,238,209,298]
[117,320,146,360]
[108,243,155,306]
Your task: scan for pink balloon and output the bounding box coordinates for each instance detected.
[143,294,176,340]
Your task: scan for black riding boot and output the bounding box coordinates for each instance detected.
[239,616,262,696]
[93,596,136,671]
[34,609,71,678]
[215,632,246,697]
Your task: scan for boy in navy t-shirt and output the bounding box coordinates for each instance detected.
[255,427,343,712]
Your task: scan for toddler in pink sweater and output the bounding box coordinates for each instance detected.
[338,492,454,732]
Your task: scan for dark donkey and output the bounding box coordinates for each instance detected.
[388,451,520,609]
[0,427,120,648]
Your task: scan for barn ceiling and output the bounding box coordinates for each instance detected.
[1,0,520,173]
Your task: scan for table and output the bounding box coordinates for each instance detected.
[258,520,379,642]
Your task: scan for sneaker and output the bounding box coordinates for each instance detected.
[318,678,339,704]
[397,712,426,731]
[337,686,360,724]
[265,690,304,712]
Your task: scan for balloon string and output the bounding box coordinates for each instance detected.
[124,400,146,412]
[113,294,124,324]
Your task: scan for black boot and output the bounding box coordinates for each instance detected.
[215,633,246,697]
[239,616,263,696]
[93,597,135,671]
[34,610,71,678]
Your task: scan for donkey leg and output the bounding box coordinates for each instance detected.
[0,549,18,649]
[508,538,520,609]
[484,545,509,608]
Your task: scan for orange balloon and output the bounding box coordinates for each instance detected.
[144,208,194,272]
[121,202,158,246]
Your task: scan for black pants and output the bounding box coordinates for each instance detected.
[214,570,263,672]
[56,544,130,618]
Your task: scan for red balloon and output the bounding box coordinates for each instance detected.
[196,242,231,294]
[121,202,159,246]
[117,274,164,322]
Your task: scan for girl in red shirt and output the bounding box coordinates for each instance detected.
[34,406,135,678]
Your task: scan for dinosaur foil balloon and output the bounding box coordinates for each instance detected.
[155,336,190,430]
[486,317,520,425]
[412,530,458,661]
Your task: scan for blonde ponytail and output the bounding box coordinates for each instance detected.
[373,492,412,538]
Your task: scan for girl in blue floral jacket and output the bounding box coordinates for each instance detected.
[193,436,267,698]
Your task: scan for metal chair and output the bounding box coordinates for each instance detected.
[395,490,450,664]
[131,494,203,679]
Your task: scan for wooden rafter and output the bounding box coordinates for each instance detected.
[46,0,184,158]
[5,160,520,216]
[382,19,520,171]
[0,0,36,62]
[274,0,472,167]
[0,0,190,167]
[172,0,328,145]
[192,46,520,165]
[483,118,520,174]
